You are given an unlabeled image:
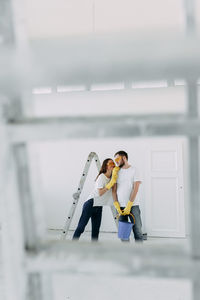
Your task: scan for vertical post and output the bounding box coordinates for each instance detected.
[26,273,53,300]
[13,143,50,300]
[26,274,43,300]
[0,1,27,299]
[187,132,200,258]
[1,0,47,298]
[92,0,95,34]
[188,123,200,300]
[0,118,26,300]
[184,2,200,300]
[12,144,44,250]
[187,80,198,118]
[184,0,196,34]
[0,0,15,45]
[193,280,200,300]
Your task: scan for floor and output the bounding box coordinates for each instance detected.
[48,228,189,246]
[0,230,192,300]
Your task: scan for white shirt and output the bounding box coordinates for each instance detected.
[116,166,141,207]
[87,173,113,206]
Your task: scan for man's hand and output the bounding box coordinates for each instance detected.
[113,201,123,215]
[122,201,133,215]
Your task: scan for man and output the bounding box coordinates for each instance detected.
[112,150,143,242]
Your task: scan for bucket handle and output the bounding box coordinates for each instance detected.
[116,213,135,225]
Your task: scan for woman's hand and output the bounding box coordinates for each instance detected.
[105,166,120,190]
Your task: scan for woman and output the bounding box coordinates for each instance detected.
[72,158,119,241]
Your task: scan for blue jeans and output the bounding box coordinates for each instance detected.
[73,199,102,241]
[119,205,143,242]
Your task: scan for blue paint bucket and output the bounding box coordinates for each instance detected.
[118,213,135,240]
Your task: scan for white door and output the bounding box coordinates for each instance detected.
[145,140,185,237]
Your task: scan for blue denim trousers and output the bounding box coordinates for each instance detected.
[119,205,143,242]
[73,199,102,241]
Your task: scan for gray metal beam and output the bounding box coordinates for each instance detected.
[184,2,200,296]
[188,136,200,259]
[25,241,200,280]
[5,114,200,143]
[193,279,200,300]
[186,82,200,260]
[12,143,43,251]
[187,80,198,117]
[26,274,43,300]
[184,0,196,34]
[0,0,15,45]
[0,126,26,300]
[1,34,200,93]
[0,1,52,299]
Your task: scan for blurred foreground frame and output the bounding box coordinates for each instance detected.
[0,0,200,299]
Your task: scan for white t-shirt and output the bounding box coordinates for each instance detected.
[116,166,141,207]
[87,173,113,206]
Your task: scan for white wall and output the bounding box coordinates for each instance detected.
[31,86,186,117]
[26,85,190,236]
[25,0,185,38]
[29,137,187,235]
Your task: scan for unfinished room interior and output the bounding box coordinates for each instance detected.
[0,0,200,299]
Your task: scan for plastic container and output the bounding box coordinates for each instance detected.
[118,213,135,240]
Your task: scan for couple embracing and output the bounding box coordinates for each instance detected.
[73,150,143,242]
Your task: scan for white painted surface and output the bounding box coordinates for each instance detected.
[146,141,185,237]
[26,0,94,38]
[25,0,184,38]
[32,86,186,117]
[94,0,184,33]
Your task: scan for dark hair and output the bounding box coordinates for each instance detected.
[95,158,113,181]
[114,150,128,160]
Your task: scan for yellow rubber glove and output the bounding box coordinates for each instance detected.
[122,201,133,215]
[105,166,120,190]
[113,201,123,215]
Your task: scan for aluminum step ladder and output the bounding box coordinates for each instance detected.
[61,151,118,239]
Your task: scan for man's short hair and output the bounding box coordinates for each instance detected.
[114,150,128,160]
